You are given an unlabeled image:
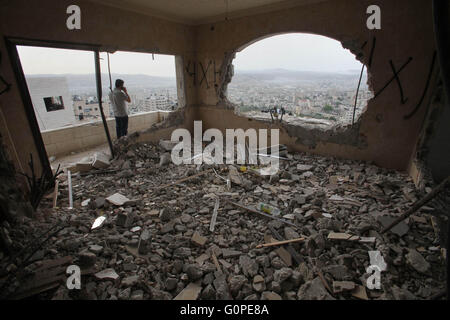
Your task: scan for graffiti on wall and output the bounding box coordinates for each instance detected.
[359,36,437,120]
[185,60,221,89]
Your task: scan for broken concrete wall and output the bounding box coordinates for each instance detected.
[192,0,438,171]
[0,0,198,182]
[409,78,450,185]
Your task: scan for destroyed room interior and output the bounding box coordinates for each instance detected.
[0,0,449,302]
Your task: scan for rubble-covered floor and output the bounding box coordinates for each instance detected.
[0,139,447,300]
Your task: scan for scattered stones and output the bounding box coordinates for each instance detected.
[121,275,139,287]
[274,268,293,284]
[391,285,418,300]
[173,247,191,259]
[138,229,151,254]
[159,208,172,222]
[222,249,242,258]
[130,290,144,300]
[191,232,207,247]
[118,287,131,300]
[252,275,266,292]
[239,255,259,277]
[229,275,247,296]
[78,251,97,267]
[406,249,431,274]
[165,278,178,291]
[284,227,300,240]
[297,277,335,300]
[2,141,444,301]
[116,210,135,228]
[186,265,204,281]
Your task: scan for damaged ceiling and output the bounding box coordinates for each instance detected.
[87,0,328,24]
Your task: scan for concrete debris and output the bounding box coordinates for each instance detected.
[0,141,445,301]
[94,268,119,280]
[391,285,418,300]
[91,216,106,230]
[297,277,335,300]
[106,193,130,206]
[159,153,171,166]
[405,249,431,274]
[252,275,266,292]
[332,281,355,293]
[138,229,151,254]
[191,231,207,247]
[377,215,409,237]
[92,152,111,169]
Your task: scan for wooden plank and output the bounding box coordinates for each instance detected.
[52,180,59,208]
[256,237,305,248]
[35,256,73,272]
[211,253,222,273]
[157,169,213,189]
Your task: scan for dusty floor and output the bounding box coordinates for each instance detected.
[0,139,447,300]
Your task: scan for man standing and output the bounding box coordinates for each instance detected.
[109,79,131,139]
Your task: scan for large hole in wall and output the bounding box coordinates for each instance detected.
[225,33,373,132]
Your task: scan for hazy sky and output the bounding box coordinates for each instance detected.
[17,33,362,77]
[17,46,177,77]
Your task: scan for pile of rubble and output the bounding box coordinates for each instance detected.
[0,139,447,300]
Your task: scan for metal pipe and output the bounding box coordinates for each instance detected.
[67,170,73,209]
[94,50,115,158]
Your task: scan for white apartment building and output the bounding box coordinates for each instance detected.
[26,76,76,131]
[147,94,169,110]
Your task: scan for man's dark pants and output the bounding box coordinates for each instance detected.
[115,116,128,139]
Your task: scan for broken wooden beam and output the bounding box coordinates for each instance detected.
[156,168,213,189]
[256,237,305,249]
[226,200,298,228]
[52,180,59,208]
[381,176,450,234]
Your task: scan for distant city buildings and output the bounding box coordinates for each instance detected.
[228,77,372,126]
[26,76,178,131]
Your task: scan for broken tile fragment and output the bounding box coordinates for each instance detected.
[95,268,119,280]
[191,231,207,246]
[174,282,202,300]
[106,193,130,206]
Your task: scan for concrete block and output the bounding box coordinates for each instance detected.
[92,152,110,169]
